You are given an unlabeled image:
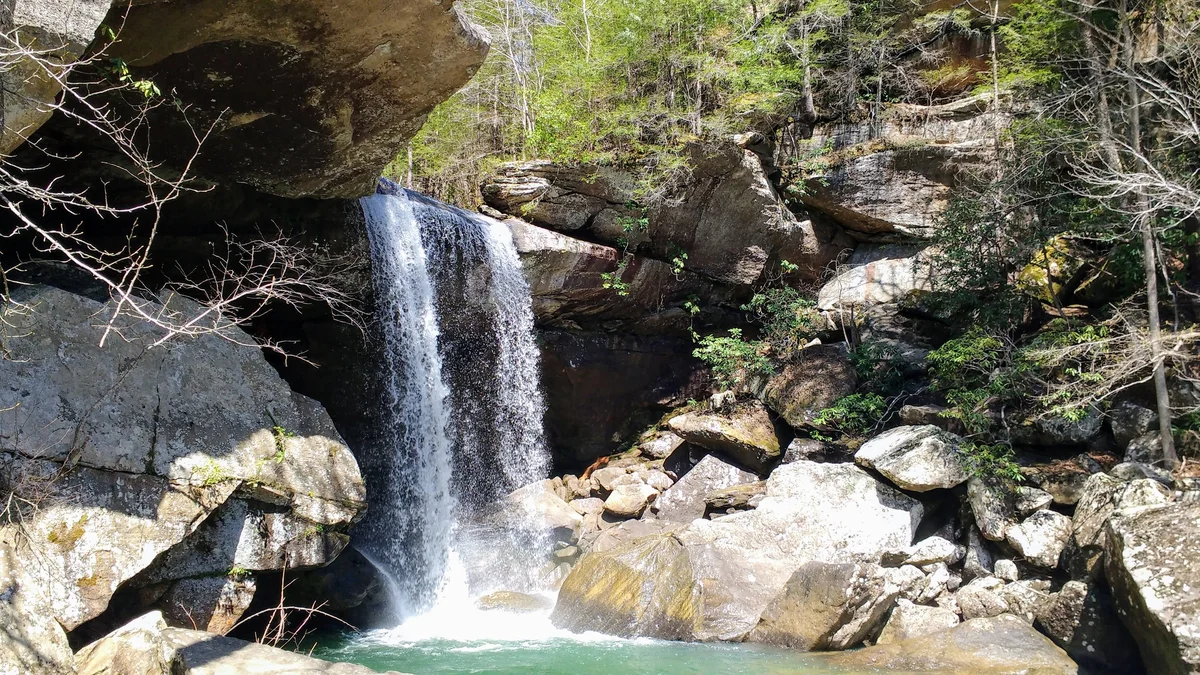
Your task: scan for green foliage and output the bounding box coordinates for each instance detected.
[741,286,821,355]
[692,329,773,388]
[104,58,160,98]
[957,441,1024,486]
[601,255,632,297]
[271,426,294,463]
[228,565,250,579]
[813,393,887,437]
[991,0,1076,93]
[668,244,689,277]
[850,340,905,394]
[927,330,1015,435]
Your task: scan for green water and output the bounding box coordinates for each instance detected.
[312,631,854,674]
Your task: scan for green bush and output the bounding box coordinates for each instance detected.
[958,440,1024,486]
[813,393,887,437]
[693,329,773,388]
[741,286,821,355]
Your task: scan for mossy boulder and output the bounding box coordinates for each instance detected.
[667,402,783,472]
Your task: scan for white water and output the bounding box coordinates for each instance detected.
[357,180,552,626]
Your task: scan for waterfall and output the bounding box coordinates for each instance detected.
[357,179,550,620]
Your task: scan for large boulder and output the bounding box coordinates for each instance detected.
[753,345,857,429]
[674,461,921,639]
[553,461,921,641]
[747,561,898,651]
[876,599,960,644]
[667,403,783,473]
[550,534,700,640]
[1069,473,1170,579]
[817,614,1078,674]
[0,284,365,632]
[653,454,757,523]
[102,0,488,198]
[1,0,112,154]
[76,611,398,675]
[484,144,853,286]
[855,425,969,492]
[1004,509,1072,569]
[816,244,933,309]
[1106,502,1200,675]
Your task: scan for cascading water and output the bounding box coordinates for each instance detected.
[356,179,550,622]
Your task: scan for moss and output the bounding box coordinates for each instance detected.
[47,514,89,549]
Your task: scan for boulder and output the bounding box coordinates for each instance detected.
[1022,458,1097,506]
[968,478,1014,541]
[550,534,700,640]
[639,432,686,460]
[1012,408,1103,446]
[1,0,112,154]
[854,425,969,492]
[817,614,1078,674]
[997,580,1050,623]
[882,536,965,568]
[1015,237,1091,305]
[603,483,659,518]
[1126,432,1166,464]
[1013,486,1055,517]
[963,527,997,580]
[994,559,1019,582]
[103,0,488,198]
[754,345,856,428]
[816,245,933,309]
[0,543,75,675]
[1106,502,1200,675]
[674,461,922,639]
[1035,581,1143,674]
[781,438,827,463]
[494,480,583,545]
[747,561,898,651]
[956,577,1010,620]
[476,591,555,613]
[667,403,783,473]
[1069,473,1171,580]
[653,454,757,523]
[1110,400,1157,451]
[876,599,960,645]
[1005,509,1072,569]
[898,404,960,432]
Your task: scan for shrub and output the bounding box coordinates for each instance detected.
[693,329,773,388]
[812,393,887,437]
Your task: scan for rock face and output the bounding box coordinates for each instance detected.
[484,144,852,286]
[654,454,757,523]
[855,425,968,492]
[754,345,857,429]
[0,543,75,675]
[1,0,112,154]
[0,284,365,633]
[1035,581,1142,674]
[1106,502,1200,675]
[748,561,898,651]
[876,599,960,644]
[103,0,488,198]
[818,614,1078,674]
[667,403,783,472]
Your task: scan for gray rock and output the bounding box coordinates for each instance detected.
[1014,486,1055,517]
[883,536,964,568]
[1005,509,1073,569]
[1,0,111,154]
[754,345,856,429]
[817,613,1078,674]
[1126,431,1165,464]
[994,559,1019,582]
[1069,473,1171,580]
[1035,580,1142,674]
[1013,408,1103,446]
[653,454,757,523]
[1106,501,1200,675]
[603,483,658,518]
[963,527,996,580]
[997,580,1049,623]
[1110,400,1157,450]
[0,543,74,675]
[876,599,960,645]
[155,576,257,635]
[967,478,1014,542]
[667,402,783,472]
[639,432,686,460]
[591,466,628,492]
[748,561,899,651]
[570,497,605,516]
[884,565,927,603]
[956,576,1010,620]
[897,404,955,430]
[704,481,767,512]
[495,480,583,545]
[854,425,968,492]
[1110,461,1172,485]
[817,245,935,309]
[782,438,826,463]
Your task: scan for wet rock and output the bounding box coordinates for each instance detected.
[854,425,968,492]
[754,345,856,429]
[667,403,783,473]
[604,483,659,518]
[1035,581,1143,674]
[476,591,555,613]
[817,614,1078,674]
[654,454,757,523]
[876,599,960,645]
[1106,501,1200,675]
[1005,509,1072,569]
[747,561,899,651]
[495,480,583,545]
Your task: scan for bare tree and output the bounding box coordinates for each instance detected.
[0,15,362,356]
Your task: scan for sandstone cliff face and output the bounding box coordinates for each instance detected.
[98,0,488,198]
